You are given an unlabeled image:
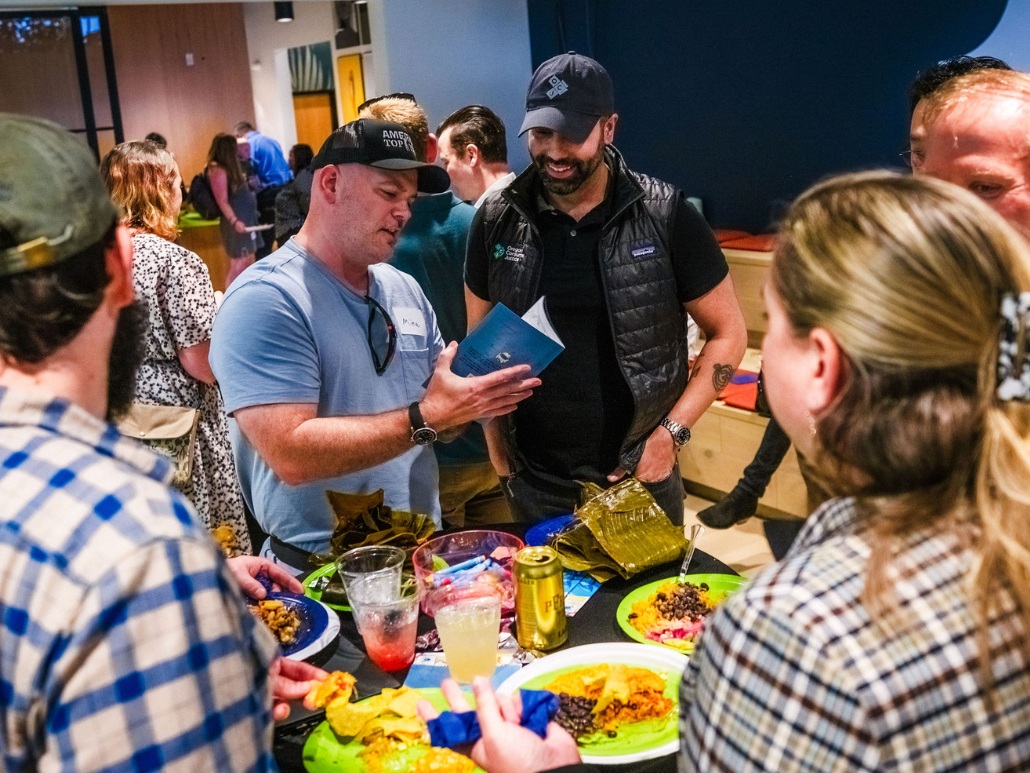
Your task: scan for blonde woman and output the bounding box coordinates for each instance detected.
[678,171,1030,771]
[418,171,1030,773]
[101,140,250,556]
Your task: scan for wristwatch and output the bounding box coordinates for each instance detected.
[408,402,438,446]
[660,416,691,447]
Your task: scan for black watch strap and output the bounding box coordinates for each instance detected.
[408,402,437,445]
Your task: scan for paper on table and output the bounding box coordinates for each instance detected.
[564,570,601,617]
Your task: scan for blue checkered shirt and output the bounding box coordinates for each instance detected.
[0,387,280,772]
[680,496,1030,772]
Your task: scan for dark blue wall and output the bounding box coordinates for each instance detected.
[526,0,1007,231]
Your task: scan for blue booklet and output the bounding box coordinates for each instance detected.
[452,297,565,378]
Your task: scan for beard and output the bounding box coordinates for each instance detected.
[532,142,606,196]
[105,300,145,423]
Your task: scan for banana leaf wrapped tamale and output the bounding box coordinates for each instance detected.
[554,478,687,582]
[325,488,435,558]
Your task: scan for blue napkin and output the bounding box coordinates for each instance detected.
[427,689,560,747]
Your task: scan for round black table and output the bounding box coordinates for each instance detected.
[273,532,735,773]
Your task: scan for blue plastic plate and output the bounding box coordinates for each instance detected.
[260,592,336,659]
[525,513,576,547]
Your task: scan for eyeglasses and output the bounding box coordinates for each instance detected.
[899,149,925,170]
[365,295,396,375]
[357,92,417,114]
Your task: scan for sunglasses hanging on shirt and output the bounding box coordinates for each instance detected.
[365,295,396,376]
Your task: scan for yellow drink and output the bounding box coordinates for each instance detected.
[434,596,501,683]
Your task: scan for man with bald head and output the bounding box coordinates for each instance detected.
[915,68,1030,238]
[210,119,538,569]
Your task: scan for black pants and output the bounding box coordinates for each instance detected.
[503,463,685,527]
[736,417,792,499]
[256,184,284,259]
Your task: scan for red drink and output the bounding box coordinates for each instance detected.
[361,614,418,671]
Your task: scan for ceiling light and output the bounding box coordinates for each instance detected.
[275,2,294,23]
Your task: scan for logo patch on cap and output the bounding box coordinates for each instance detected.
[547,76,569,99]
[382,129,415,154]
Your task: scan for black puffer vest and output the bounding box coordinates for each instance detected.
[478,146,689,472]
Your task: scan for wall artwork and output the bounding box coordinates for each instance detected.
[288,40,333,93]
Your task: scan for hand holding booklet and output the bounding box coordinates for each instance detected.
[452,297,564,378]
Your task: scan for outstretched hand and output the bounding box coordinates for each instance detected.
[416,677,581,773]
[421,343,541,431]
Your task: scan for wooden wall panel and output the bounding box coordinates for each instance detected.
[107,3,255,181]
[0,21,85,129]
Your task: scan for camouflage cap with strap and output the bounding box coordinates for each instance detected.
[0,113,120,277]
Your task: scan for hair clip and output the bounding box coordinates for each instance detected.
[996,292,1030,401]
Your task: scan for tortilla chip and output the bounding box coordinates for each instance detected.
[386,688,422,719]
[355,716,426,745]
[305,671,356,708]
[327,693,387,738]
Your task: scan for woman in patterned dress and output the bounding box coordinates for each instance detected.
[100,140,251,556]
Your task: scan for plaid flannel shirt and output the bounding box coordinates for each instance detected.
[0,387,280,773]
[679,496,1030,773]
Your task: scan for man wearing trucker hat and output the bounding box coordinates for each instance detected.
[466,53,747,525]
[211,119,538,566]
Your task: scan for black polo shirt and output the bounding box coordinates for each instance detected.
[465,165,728,484]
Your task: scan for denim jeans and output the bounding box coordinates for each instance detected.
[503,463,685,527]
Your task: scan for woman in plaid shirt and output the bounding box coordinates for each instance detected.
[423,171,1030,773]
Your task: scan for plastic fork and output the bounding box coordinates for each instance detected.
[678,524,705,582]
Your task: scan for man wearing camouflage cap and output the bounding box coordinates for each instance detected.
[0,114,318,771]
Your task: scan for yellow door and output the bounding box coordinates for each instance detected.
[293,92,334,152]
[337,54,365,123]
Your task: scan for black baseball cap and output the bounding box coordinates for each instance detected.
[520,52,615,144]
[312,118,450,193]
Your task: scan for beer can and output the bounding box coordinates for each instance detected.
[514,546,567,650]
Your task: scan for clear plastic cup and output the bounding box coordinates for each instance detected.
[350,579,421,672]
[335,546,405,615]
[427,583,503,683]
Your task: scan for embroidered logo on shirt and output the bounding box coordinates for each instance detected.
[493,243,526,263]
[394,307,426,335]
[547,76,569,99]
[631,241,657,259]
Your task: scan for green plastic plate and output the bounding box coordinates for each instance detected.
[521,664,678,757]
[302,563,350,612]
[495,642,687,765]
[301,688,480,773]
[616,574,747,654]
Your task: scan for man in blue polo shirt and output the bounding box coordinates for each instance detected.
[211,119,539,567]
[235,120,292,258]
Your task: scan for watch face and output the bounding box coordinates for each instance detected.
[675,427,691,445]
[412,427,437,446]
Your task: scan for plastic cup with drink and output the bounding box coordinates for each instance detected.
[426,582,503,683]
[349,577,421,672]
[335,545,405,618]
[336,545,419,672]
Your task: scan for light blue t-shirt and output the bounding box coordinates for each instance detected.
[210,239,444,552]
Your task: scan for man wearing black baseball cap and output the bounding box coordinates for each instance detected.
[211,119,539,567]
[466,53,747,525]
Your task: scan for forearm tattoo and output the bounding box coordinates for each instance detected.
[712,364,734,391]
